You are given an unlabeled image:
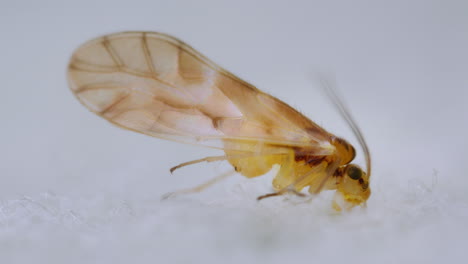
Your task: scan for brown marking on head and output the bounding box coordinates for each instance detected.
[333,166,346,178]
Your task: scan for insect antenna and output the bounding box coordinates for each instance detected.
[319,77,372,178]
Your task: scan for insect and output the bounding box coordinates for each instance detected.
[67,31,371,210]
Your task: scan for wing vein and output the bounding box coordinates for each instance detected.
[141,33,157,77]
[100,92,131,115]
[102,37,124,68]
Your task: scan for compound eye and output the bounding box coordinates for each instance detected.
[347,166,362,180]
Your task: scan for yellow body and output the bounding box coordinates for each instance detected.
[227,136,371,210]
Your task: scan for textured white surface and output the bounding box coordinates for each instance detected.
[0,180,467,264]
[1,1,467,263]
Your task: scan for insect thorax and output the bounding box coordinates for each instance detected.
[330,136,356,165]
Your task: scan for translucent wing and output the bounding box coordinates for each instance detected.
[67,31,333,155]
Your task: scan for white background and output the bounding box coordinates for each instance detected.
[1,0,467,263]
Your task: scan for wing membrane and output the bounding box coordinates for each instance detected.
[68,31,333,154]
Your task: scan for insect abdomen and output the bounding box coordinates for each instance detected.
[228,155,282,178]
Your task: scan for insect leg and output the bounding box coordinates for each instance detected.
[161,170,235,200]
[308,158,341,195]
[258,163,325,201]
[257,187,306,200]
[258,150,304,200]
[270,149,296,190]
[170,155,231,174]
[170,151,289,174]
